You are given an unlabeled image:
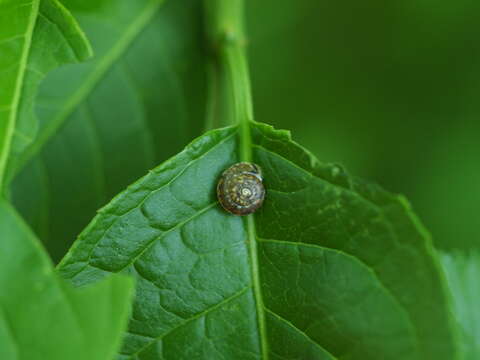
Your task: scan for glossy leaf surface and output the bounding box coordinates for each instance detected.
[59,122,458,360]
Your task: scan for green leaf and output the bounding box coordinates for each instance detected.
[0,199,134,360]
[441,252,480,359]
[10,0,207,261]
[0,0,91,189]
[58,121,458,360]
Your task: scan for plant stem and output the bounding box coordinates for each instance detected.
[204,0,253,162]
[204,3,269,360]
[205,0,269,360]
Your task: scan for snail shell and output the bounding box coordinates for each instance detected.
[217,162,265,215]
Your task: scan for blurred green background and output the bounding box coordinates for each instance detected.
[11,0,479,261]
[247,0,480,252]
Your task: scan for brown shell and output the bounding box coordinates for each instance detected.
[217,162,265,215]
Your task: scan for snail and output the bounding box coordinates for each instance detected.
[217,162,265,215]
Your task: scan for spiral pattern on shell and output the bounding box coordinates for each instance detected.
[217,162,265,215]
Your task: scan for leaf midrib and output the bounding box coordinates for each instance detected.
[246,213,270,359]
[241,123,270,359]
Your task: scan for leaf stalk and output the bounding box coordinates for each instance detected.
[204,0,253,162]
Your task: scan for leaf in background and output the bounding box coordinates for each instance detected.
[58,121,458,360]
[10,0,207,261]
[0,0,91,189]
[407,121,480,252]
[0,199,134,360]
[441,252,480,359]
[11,0,92,165]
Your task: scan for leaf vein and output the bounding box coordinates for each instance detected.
[62,130,237,279]
[263,307,338,360]
[124,286,251,359]
[257,237,420,352]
